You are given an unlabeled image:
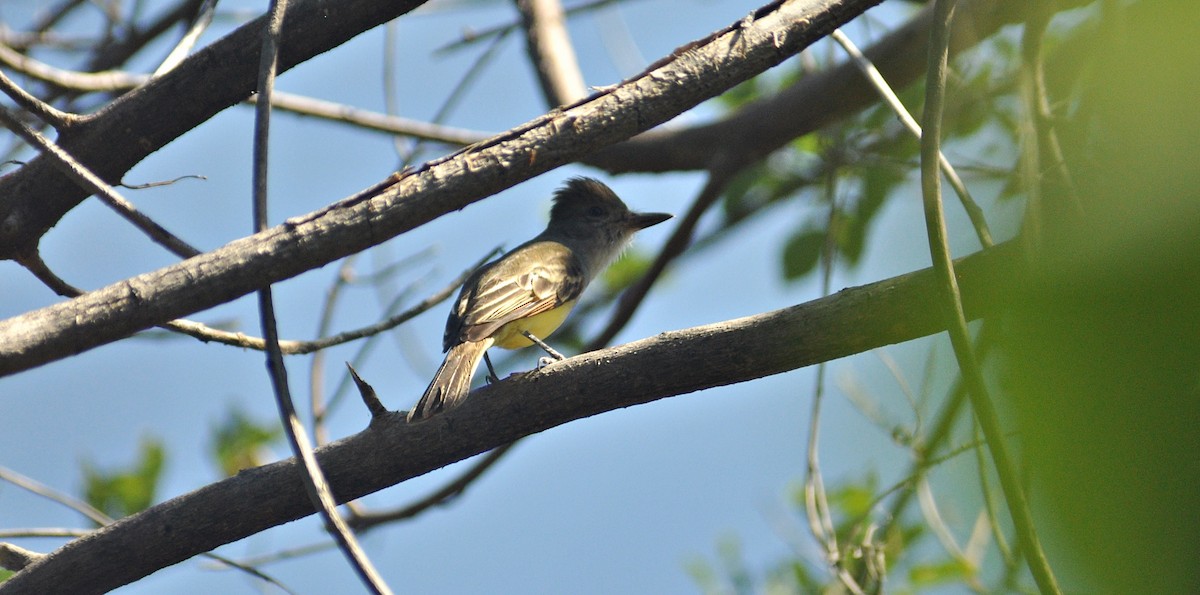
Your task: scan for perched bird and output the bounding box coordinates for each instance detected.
[408,177,671,421]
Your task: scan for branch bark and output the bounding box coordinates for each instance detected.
[0,0,1088,260]
[0,0,432,258]
[516,0,589,105]
[0,242,1022,594]
[583,0,1093,174]
[0,0,884,377]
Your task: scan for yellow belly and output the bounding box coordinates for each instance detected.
[491,300,576,349]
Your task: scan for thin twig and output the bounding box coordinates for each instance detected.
[319,248,501,420]
[0,106,200,258]
[0,465,109,526]
[311,256,360,444]
[250,0,392,592]
[916,478,985,590]
[0,44,486,145]
[28,0,89,34]
[0,528,89,539]
[152,0,217,76]
[17,247,461,357]
[919,2,1060,592]
[348,443,517,531]
[218,541,336,568]
[972,419,1013,563]
[1018,0,1082,248]
[0,40,146,92]
[830,28,992,248]
[0,68,79,129]
[804,170,867,595]
[263,91,490,145]
[0,466,296,592]
[400,28,511,168]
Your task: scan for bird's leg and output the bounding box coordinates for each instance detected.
[522,331,565,368]
[483,352,500,384]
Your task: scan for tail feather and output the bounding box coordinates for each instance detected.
[408,339,492,422]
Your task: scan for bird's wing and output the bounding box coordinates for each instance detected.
[448,242,584,345]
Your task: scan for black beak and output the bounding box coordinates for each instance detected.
[629,211,672,230]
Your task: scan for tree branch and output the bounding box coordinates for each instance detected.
[0,0,883,378]
[0,0,433,258]
[0,242,1023,594]
[583,0,1093,174]
[516,0,589,105]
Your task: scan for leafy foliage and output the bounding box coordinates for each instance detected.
[81,437,165,520]
[211,407,282,478]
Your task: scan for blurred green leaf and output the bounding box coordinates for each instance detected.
[781,227,826,280]
[781,560,821,593]
[908,559,971,586]
[82,437,165,519]
[827,481,875,521]
[1004,5,1200,592]
[717,76,761,110]
[211,407,281,477]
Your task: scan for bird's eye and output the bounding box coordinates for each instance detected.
[587,206,605,217]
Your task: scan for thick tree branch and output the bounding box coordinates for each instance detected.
[0,242,1022,594]
[583,0,1093,174]
[0,0,1090,260]
[0,0,432,258]
[0,0,883,377]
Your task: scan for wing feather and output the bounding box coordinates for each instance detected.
[446,241,584,346]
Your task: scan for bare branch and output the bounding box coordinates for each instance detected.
[516,0,589,105]
[0,544,44,572]
[249,0,392,590]
[0,0,880,377]
[0,0,434,258]
[0,69,80,129]
[265,91,489,145]
[153,0,217,76]
[0,106,200,258]
[829,28,993,248]
[347,443,517,531]
[0,241,1023,594]
[582,0,1094,175]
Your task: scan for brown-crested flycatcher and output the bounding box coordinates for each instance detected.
[408,178,671,421]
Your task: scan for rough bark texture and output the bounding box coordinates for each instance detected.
[0,0,431,258]
[0,242,1021,594]
[0,0,884,377]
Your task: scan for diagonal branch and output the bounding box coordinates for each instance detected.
[0,0,434,257]
[516,0,589,106]
[0,0,1090,261]
[0,241,1023,594]
[583,0,1093,175]
[0,0,884,378]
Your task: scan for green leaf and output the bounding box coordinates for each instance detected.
[781,228,826,281]
[717,76,761,110]
[211,407,281,477]
[82,436,165,519]
[841,163,905,264]
[908,559,972,586]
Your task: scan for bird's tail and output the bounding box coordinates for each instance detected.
[408,338,493,422]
